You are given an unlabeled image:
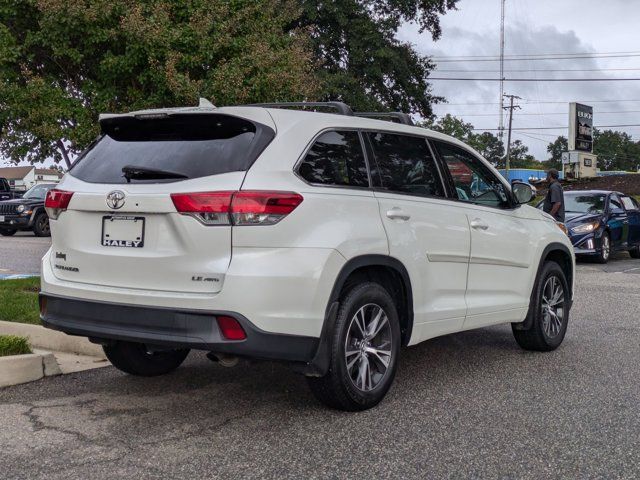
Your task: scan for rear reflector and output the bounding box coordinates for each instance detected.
[45,189,74,219]
[171,191,303,226]
[217,316,246,340]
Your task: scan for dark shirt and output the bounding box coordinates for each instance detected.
[543,181,565,222]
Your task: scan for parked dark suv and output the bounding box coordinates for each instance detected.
[0,183,56,237]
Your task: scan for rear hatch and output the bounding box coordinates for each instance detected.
[49,110,275,294]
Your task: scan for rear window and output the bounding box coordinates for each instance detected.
[70,114,274,183]
[297,130,369,187]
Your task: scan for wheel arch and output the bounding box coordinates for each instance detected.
[515,242,574,330]
[327,255,414,346]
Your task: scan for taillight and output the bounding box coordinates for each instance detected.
[171,191,303,226]
[45,189,74,219]
[170,191,234,225]
[217,316,246,340]
[231,191,303,225]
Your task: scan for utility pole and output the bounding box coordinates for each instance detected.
[503,94,521,179]
[498,0,506,143]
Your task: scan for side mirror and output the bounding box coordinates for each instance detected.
[512,181,535,205]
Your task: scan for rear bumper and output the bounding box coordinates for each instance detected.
[40,293,319,363]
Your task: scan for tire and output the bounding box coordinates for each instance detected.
[307,282,401,411]
[103,341,190,377]
[512,261,570,351]
[629,246,640,259]
[32,212,50,237]
[0,228,17,236]
[596,232,610,264]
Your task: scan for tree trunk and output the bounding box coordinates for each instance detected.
[56,140,72,170]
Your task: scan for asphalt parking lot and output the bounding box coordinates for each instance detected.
[0,232,50,277]
[1,241,639,478]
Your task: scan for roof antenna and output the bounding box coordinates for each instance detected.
[198,97,216,108]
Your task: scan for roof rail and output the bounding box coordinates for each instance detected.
[353,112,414,125]
[245,102,353,116]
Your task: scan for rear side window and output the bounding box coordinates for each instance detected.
[297,131,369,187]
[366,132,444,198]
[70,114,274,184]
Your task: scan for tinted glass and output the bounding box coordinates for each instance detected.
[564,193,606,214]
[621,196,638,211]
[70,114,273,184]
[23,184,55,199]
[609,195,624,213]
[367,132,444,197]
[433,141,509,208]
[298,131,368,187]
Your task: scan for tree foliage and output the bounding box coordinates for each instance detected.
[547,131,640,172]
[546,135,567,170]
[0,0,318,167]
[297,0,459,117]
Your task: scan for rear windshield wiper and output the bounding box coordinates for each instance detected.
[122,165,189,183]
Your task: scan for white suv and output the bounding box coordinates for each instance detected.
[40,101,574,411]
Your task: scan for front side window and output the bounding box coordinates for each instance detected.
[297,130,369,188]
[432,141,509,208]
[609,195,625,214]
[366,132,444,198]
[621,196,637,211]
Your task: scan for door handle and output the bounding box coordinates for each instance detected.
[470,218,489,230]
[386,207,410,221]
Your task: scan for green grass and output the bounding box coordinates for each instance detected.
[0,277,41,324]
[0,335,32,357]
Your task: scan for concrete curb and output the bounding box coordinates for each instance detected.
[0,351,61,388]
[0,320,105,358]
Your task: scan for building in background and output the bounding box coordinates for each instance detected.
[0,166,63,191]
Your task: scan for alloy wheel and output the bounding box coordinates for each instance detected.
[344,303,393,392]
[541,276,565,338]
[38,216,50,235]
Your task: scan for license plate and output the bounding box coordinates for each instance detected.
[0,216,4,222]
[102,216,145,248]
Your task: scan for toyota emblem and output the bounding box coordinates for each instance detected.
[106,190,126,210]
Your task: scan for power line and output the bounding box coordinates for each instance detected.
[435,67,640,73]
[455,110,640,117]
[434,99,640,106]
[432,53,640,62]
[473,123,640,131]
[428,77,640,82]
[431,50,640,59]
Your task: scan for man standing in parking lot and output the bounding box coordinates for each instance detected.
[543,168,565,223]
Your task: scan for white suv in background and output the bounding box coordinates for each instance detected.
[41,101,574,411]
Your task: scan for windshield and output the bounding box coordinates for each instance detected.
[564,193,606,214]
[23,184,55,199]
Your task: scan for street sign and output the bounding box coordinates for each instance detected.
[568,102,593,152]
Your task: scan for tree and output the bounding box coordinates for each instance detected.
[546,136,567,170]
[468,131,504,166]
[296,0,459,117]
[423,114,473,141]
[593,129,640,171]
[0,0,318,167]
[507,140,536,168]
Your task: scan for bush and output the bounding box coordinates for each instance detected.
[0,335,32,357]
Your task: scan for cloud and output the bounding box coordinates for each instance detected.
[398,7,640,159]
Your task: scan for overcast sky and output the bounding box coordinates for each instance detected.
[399,0,640,159]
